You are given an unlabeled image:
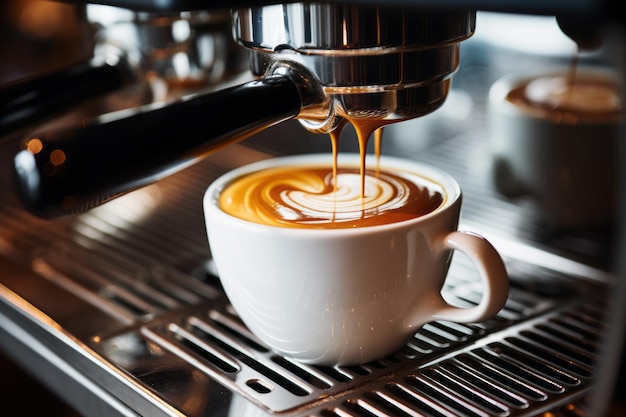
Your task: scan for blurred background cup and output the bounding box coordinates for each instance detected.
[488,68,624,231]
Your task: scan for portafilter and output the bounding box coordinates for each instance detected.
[12,3,475,218]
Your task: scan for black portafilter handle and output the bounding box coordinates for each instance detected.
[13,74,306,218]
[0,58,131,138]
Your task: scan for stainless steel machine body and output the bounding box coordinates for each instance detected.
[233,4,475,130]
[0,1,624,416]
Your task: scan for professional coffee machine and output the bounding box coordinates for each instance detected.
[0,1,624,416]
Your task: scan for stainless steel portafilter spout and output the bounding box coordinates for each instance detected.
[234,3,476,132]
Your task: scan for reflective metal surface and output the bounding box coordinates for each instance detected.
[87,4,247,91]
[0,110,616,416]
[0,4,624,417]
[234,3,475,130]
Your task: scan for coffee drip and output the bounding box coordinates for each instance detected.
[218,113,448,229]
[328,119,396,199]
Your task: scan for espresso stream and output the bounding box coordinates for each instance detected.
[219,118,444,229]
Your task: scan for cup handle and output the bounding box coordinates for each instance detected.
[431,230,509,323]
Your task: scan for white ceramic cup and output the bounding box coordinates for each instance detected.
[204,154,509,366]
[488,69,624,230]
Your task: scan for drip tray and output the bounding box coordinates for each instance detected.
[0,142,613,417]
[103,287,605,416]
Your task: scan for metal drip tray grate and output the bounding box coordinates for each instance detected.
[118,297,603,416]
[0,135,613,417]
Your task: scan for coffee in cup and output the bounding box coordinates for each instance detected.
[204,153,509,366]
[217,163,444,228]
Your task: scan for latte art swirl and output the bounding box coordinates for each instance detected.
[218,165,444,228]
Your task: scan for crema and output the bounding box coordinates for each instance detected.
[218,165,444,229]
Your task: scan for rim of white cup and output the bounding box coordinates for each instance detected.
[204,153,462,235]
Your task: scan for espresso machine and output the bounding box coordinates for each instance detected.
[0,1,624,416]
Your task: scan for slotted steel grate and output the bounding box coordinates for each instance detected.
[0,114,613,417]
[127,289,600,414]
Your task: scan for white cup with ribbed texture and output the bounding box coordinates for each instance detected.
[204,153,509,366]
